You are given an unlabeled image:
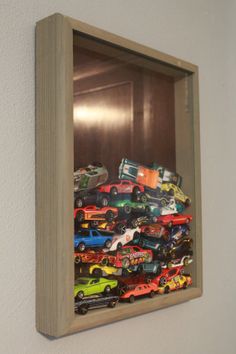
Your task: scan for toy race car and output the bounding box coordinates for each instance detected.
[161,183,191,206]
[157,214,192,228]
[74,205,118,223]
[97,179,144,196]
[108,228,140,251]
[74,163,108,192]
[75,295,119,315]
[157,274,192,294]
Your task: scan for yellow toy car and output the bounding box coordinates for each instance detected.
[161,183,191,206]
[89,264,122,277]
[158,274,192,294]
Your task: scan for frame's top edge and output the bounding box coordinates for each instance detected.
[66,14,198,74]
[36,13,198,74]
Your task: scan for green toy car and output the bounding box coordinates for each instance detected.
[74,277,118,299]
[108,199,151,215]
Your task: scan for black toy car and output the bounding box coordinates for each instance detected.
[74,295,119,315]
[74,189,110,208]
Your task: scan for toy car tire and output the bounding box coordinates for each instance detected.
[139,193,148,203]
[74,256,81,264]
[115,223,126,235]
[76,210,84,222]
[185,198,191,207]
[149,290,155,298]
[145,254,152,263]
[133,186,141,196]
[129,295,135,303]
[110,187,118,197]
[75,198,83,208]
[105,240,112,249]
[78,305,88,315]
[122,257,130,268]
[123,205,132,214]
[159,277,167,286]
[105,210,115,222]
[92,161,103,167]
[183,257,189,266]
[183,282,188,289]
[164,286,170,294]
[145,206,151,214]
[78,243,86,252]
[108,300,117,308]
[185,218,190,224]
[90,220,99,228]
[160,198,167,207]
[100,196,109,207]
[167,221,173,228]
[77,291,84,299]
[117,242,123,251]
[104,285,111,294]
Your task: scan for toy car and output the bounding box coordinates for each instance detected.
[128,260,162,275]
[152,265,184,286]
[157,236,193,263]
[74,250,115,265]
[161,183,191,206]
[74,277,118,299]
[97,179,144,196]
[119,158,163,190]
[168,224,190,242]
[158,274,192,294]
[157,213,192,228]
[108,199,151,215]
[74,163,108,192]
[74,189,110,208]
[74,295,119,315]
[74,229,114,251]
[74,205,118,223]
[119,282,157,303]
[89,264,124,277]
[140,223,169,240]
[132,232,166,252]
[111,245,153,268]
[108,228,140,251]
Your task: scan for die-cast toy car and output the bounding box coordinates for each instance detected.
[74,277,118,299]
[158,274,192,294]
[74,163,108,192]
[74,205,118,223]
[74,229,114,251]
[161,183,191,206]
[119,282,157,303]
[97,179,144,196]
[157,214,192,228]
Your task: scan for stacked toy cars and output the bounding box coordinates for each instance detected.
[73,158,193,315]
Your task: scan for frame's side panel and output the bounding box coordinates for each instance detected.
[36,14,74,337]
[174,71,202,292]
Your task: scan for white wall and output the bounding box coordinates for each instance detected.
[1,1,235,353]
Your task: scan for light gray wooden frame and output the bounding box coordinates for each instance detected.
[36,13,202,338]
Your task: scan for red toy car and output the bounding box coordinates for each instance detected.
[111,245,153,268]
[97,180,145,196]
[151,265,184,287]
[157,214,192,228]
[74,205,118,223]
[119,282,157,303]
[140,223,169,240]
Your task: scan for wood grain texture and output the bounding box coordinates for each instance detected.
[36,13,202,337]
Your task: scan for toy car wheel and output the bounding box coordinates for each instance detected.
[139,193,148,203]
[168,189,175,196]
[110,187,118,197]
[105,239,112,249]
[145,206,151,214]
[183,282,187,289]
[130,219,138,228]
[75,198,83,208]
[101,258,109,266]
[160,198,167,207]
[183,257,189,266]
[180,268,185,275]
[185,218,190,224]
[167,262,173,269]
[108,300,117,308]
[78,305,88,315]
[117,242,123,251]
[115,223,126,235]
[76,210,85,222]
[129,295,135,303]
[123,205,132,214]
[167,221,173,228]
[137,264,144,274]
[101,196,109,207]
[104,285,111,294]
[185,198,191,207]
[92,161,103,167]
[159,277,167,286]
[121,268,130,277]
[164,285,170,294]
[74,256,81,264]
[145,253,152,263]
[105,210,115,222]
[78,243,86,252]
[77,291,84,299]
[92,268,103,277]
[122,257,130,268]
[133,186,141,196]
[90,220,99,228]
[149,290,155,298]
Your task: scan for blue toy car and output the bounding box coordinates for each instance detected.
[132,233,165,252]
[74,229,114,251]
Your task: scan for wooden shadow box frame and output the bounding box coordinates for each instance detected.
[36,13,202,338]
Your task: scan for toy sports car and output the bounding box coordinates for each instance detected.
[74,277,118,299]
[89,264,124,277]
[111,245,153,268]
[157,213,192,228]
[74,189,110,208]
[74,205,118,223]
[158,274,192,294]
[108,228,140,251]
[119,282,157,303]
[75,295,119,315]
[74,163,108,192]
[97,179,144,196]
[108,199,151,215]
[161,183,191,206]
[74,229,114,251]
[152,265,184,287]
[119,158,163,190]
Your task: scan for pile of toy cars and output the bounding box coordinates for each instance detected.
[73,158,193,315]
